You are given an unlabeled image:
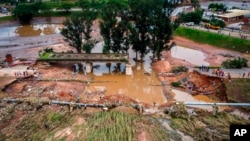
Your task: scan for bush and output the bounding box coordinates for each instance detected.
[210,18,226,28]
[171,81,182,87]
[44,47,53,53]
[180,9,203,24]
[171,66,188,74]
[222,57,248,69]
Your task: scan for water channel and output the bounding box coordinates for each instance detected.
[0,23,214,106]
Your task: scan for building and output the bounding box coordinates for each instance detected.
[217,9,250,22]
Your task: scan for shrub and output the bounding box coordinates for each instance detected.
[209,18,226,28]
[171,66,188,74]
[44,47,53,53]
[171,81,182,87]
[222,57,248,69]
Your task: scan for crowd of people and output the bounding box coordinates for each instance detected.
[198,66,250,81]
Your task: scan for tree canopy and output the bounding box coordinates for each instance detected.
[61,11,97,53]
[208,3,227,12]
[62,0,178,61]
[12,3,37,24]
[180,9,203,24]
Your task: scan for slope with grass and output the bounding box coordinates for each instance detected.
[1,103,250,141]
[225,78,250,103]
[174,27,250,53]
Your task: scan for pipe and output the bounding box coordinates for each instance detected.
[50,100,105,107]
[183,102,250,107]
[0,98,21,103]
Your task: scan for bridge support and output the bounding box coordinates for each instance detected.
[81,62,86,75]
[86,62,92,73]
[125,64,132,75]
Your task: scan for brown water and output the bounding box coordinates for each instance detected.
[85,42,218,105]
[87,62,167,105]
[86,43,166,104]
[0,24,62,38]
[171,89,214,111]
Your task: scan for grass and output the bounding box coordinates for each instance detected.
[84,111,171,141]
[225,78,250,103]
[0,16,15,22]
[85,111,136,141]
[0,105,171,141]
[170,110,250,141]
[174,27,250,53]
[39,52,53,59]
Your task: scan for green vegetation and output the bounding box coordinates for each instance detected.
[12,3,38,23]
[225,79,250,103]
[209,18,226,28]
[171,66,188,74]
[0,106,172,141]
[39,47,54,58]
[180,9,203,24]
[57,2,75,13]
[171,81,182,87]
[61,11,97,53]
[222,57,248,69]
[169,104,250,141]
[61,0,177,60]
[37,11,78,17]
[208,3,227,12]
[0,16,15,22]
[174,27,250,53]
[85,111,136,141]
[39,52,52,59]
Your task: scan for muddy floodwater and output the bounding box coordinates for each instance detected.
[171,46,209,66]
[172,89,215,111]
[87,42,166,104]
[0,24,62,38]
[88,65,166,104]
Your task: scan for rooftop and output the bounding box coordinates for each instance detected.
[218,9,250,18]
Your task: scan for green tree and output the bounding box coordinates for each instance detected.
[127,0,152,61]
[61,11,97,53]
[39,2,53,18]
[12,4,37,24]
[191,0,200,8]
[222,57,248,69]
[128,0,175,61]
[208,3,227,12]
[181,9,203,24]
[100,0,128,54]
[57,2,74,13]
[210,18,226,28]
